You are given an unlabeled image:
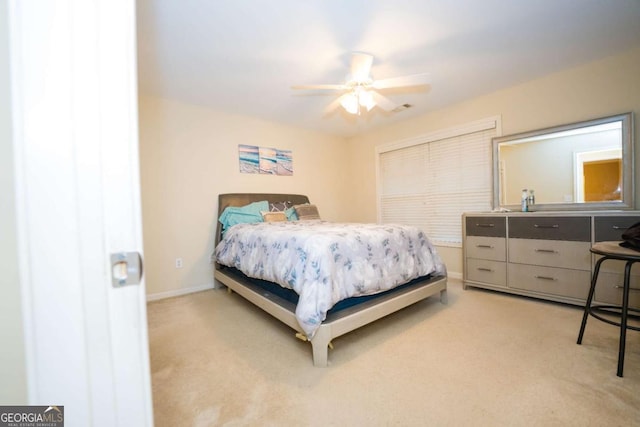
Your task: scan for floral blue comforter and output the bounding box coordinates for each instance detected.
[215,221,446,338]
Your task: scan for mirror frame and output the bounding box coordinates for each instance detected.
[493,112,635,211]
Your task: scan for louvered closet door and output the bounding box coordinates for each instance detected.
[379,120,497,245]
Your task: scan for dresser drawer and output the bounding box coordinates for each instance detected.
[508,239,591,270]
[465,216,506,237]
[594,216,640,242]
[594,271,640,308]
[465,236,506,261]
[509,216,591,241]
[466,259,507,287]
[508,264,591,300]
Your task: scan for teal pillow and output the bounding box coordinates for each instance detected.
[219,200,269,230]
[285,206,298,221]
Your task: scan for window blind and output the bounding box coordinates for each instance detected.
[378,124,496,246]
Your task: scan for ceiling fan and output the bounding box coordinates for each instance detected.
[292,52,430,115]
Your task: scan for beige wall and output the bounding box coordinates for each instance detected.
[139,96,350,297]
[0,1,28,403]
[345,47,640,276]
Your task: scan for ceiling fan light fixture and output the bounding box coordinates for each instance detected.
[292,52,428,116]
[340,92,359,114]
[358,90,375,111]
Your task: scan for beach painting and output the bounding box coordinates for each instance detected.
[275,149,293,176]
[259,147,278,174]
[239,144,293,176]
[238,144,260,173]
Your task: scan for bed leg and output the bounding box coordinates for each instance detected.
[310,328,332,368]
[440,288,448,304]
[226,286,232,294]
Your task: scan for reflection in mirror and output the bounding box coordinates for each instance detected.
[493,112,634,211]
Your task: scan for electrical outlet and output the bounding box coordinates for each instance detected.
[175,258,183,269]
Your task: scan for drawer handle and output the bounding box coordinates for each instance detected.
[476,223,495,228]
[614,285,640,292]
[534,224,559,229]
[477,267,494,272]
[476,244,494,249]
[535,275,557,281]
[612,225,625,230]
[534,249,558,254]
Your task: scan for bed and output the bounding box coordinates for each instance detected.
[213,193,448,366]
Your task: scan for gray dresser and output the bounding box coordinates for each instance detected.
[463,212,640,307]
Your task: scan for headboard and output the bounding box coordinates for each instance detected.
[214,193,310,255]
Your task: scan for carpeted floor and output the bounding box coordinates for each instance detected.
[147,279,640,426]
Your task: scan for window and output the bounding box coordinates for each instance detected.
[377,118,499,246]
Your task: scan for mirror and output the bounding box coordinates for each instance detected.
[493,112,634,211]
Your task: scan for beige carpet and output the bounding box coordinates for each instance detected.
[147,279,640,426]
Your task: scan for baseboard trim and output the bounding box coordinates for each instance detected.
[146,283,215,302]
[447,271,462,280]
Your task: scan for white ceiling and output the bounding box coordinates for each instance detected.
[136,0,640,137]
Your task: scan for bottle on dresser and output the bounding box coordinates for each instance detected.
[521,189,529,212]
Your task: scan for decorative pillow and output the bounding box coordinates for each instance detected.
[269,201,293,212]
[219,200,269,230]
[261,211,287,222]
[293,203,321,220]
[285,206,298,221]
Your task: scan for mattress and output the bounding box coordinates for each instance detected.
[215,220,446,337]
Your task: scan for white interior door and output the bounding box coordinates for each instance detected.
[9,1,153,425]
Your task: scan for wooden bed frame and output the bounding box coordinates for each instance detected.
[213,193,448,367]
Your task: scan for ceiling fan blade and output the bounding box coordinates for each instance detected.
[292,84,347,90]
[323,93,351,114]
[350,52,373,82]
[372,73,431,89]
[370,91,397,111]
